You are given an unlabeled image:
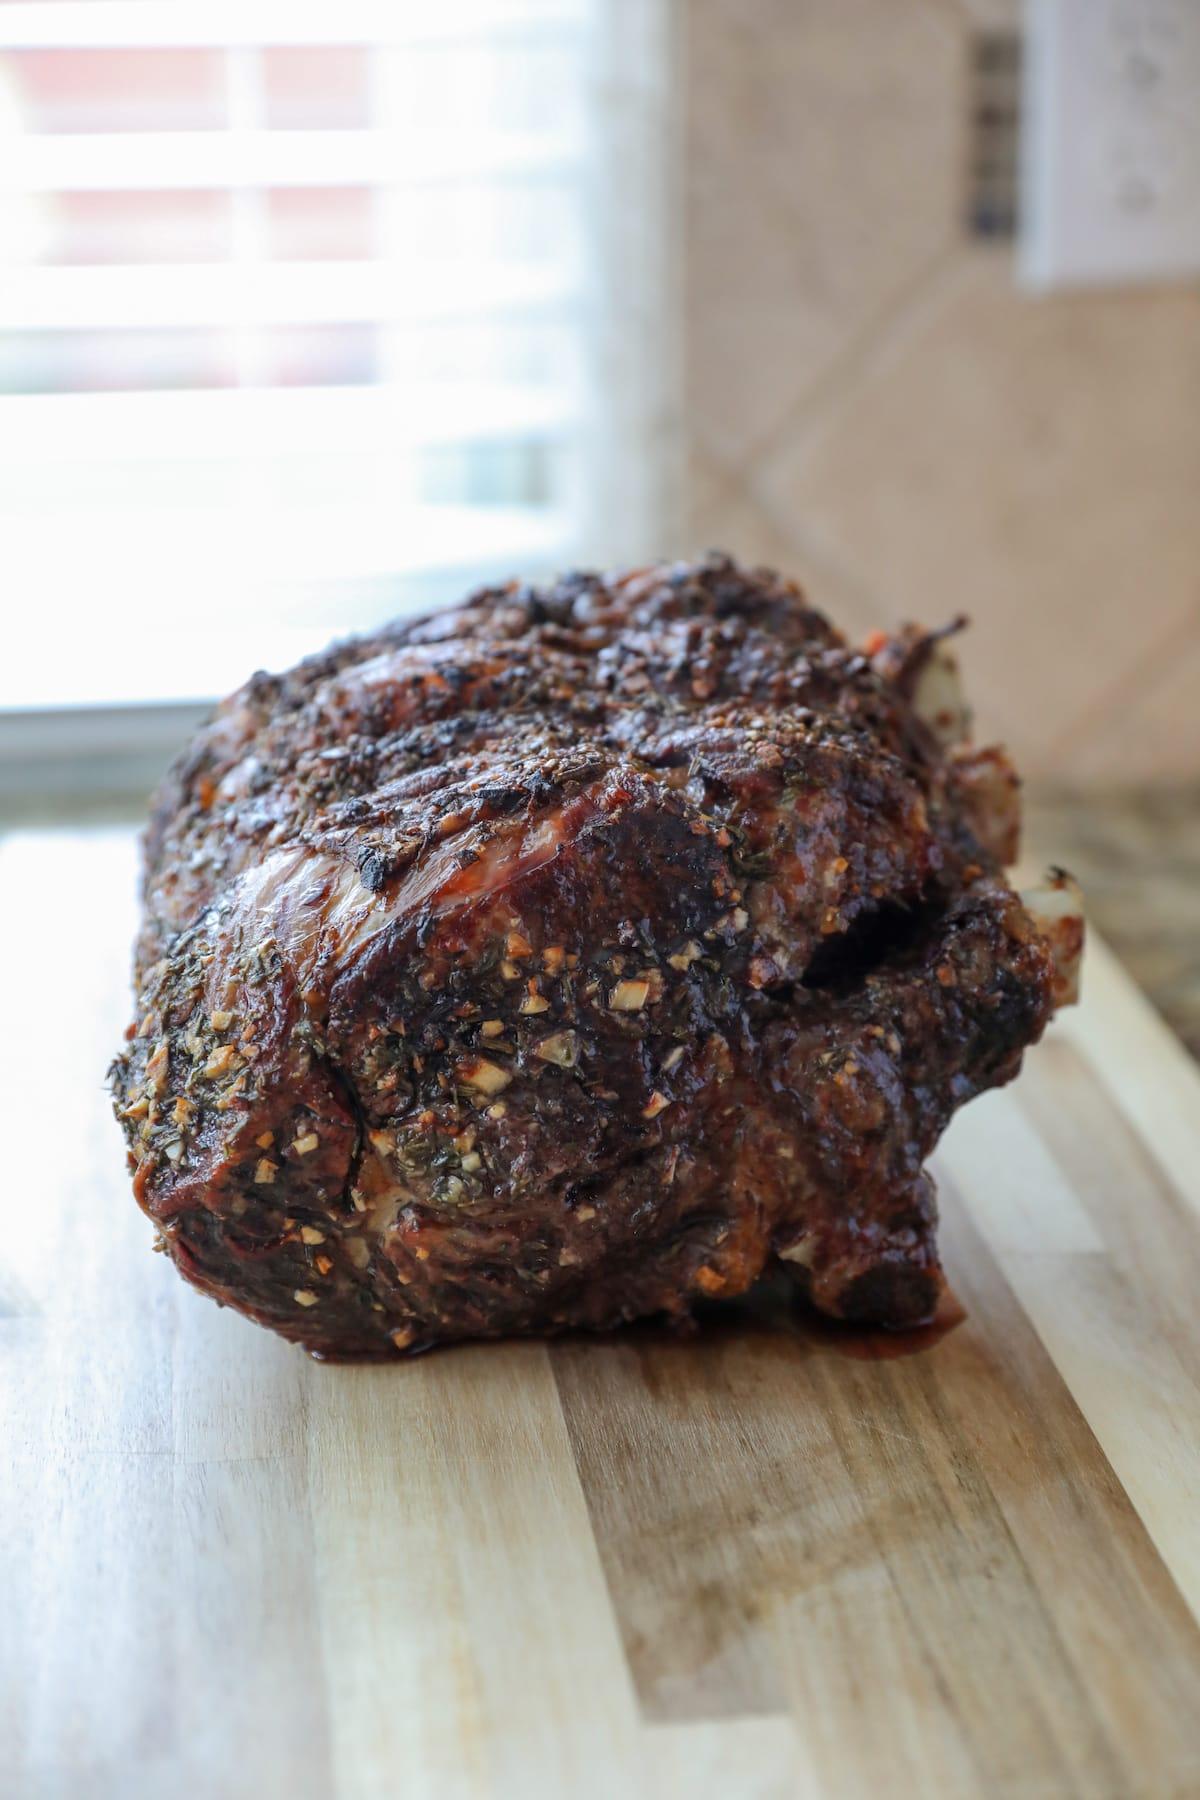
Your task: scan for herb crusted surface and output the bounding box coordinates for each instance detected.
[111,555,1060,1355]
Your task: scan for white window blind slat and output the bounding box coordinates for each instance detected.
[3,384,576,464]
[0,262,579,330]
[5,128,582,193]
[0,1,590,52]
[10,503,575,601]
[0,0,676,719]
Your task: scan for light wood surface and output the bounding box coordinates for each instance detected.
[4,825,1200,1799]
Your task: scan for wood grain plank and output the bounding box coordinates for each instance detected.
[554,1272,1193,1796]
[0,829,181,1797]
[554,1320,808,1721]
[306,1344,647,1800]
[770,1328,1125,1796]
[1020,1035,1200,1391]
[1058,934,1200,1221]
[934,1202,1200,1793]
[766,1495,986,1799]
[2,1438,176,1799]
[559,1185,1200,1797]
[171,1452,334,1800]
[172,1296,313,1466]
[940,1058,1200,1629]
[307,1370,489,1800]
[645,1718,809,1799]
[936,1084,1103,1256]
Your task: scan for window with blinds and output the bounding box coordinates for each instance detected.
[0,0,673,712]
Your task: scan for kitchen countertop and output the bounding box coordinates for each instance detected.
[1025,785,1200,1061]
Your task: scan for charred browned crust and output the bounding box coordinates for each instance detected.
[111,554,1060,1355]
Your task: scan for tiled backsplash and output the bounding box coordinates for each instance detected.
[682,0,1200,781]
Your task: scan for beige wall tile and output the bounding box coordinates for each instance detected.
[754,255,1200,775]
[1062,624,1200,786]
[954,0,1021,29]
[686,0,966,467]
[684,446,733,530]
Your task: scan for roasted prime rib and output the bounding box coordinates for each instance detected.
[111,555,1082,1356]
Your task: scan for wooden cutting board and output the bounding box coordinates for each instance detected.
[4,826,1200,1799]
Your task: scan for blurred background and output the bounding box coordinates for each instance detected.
[0,0,675,743]
[0,0,1196,1037]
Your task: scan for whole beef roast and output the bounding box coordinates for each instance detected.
[111,556,1082,1356]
